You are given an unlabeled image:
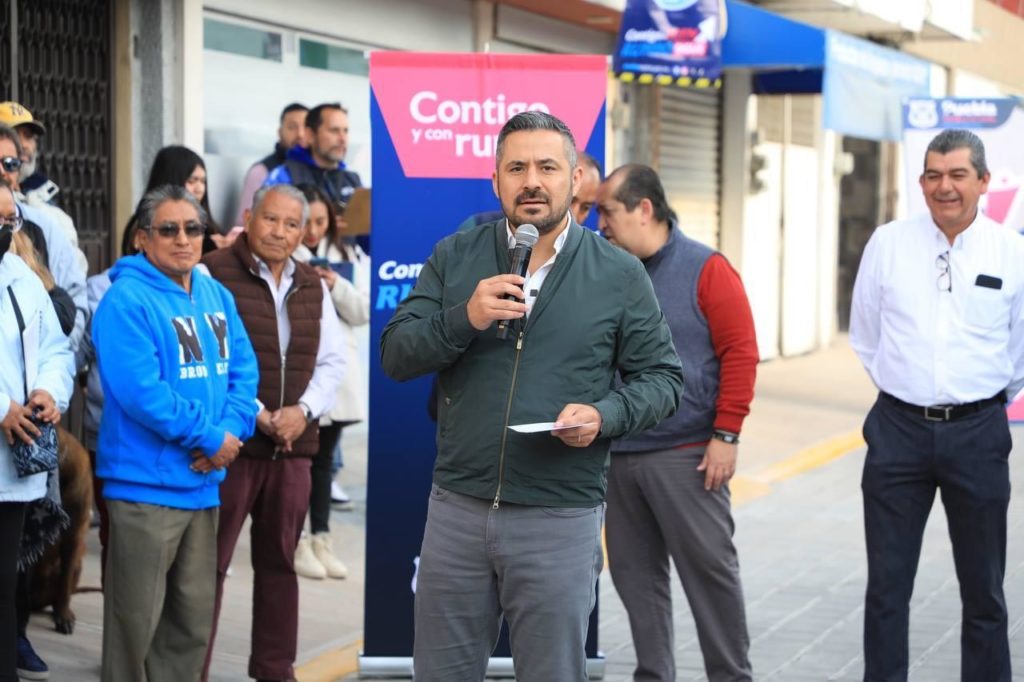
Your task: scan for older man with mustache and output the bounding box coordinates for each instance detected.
[851,129,1024,682]
[201,184,345,682]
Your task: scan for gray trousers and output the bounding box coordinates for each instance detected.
[414,485,604,682]
[606,447,752,682]
[102,500,218,682]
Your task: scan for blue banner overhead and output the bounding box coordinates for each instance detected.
[721,0,824,71]
[823,31,931,141]
[613,0,725,88]
[718,1,934,141]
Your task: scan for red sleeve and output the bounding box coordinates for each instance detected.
[696,254,758,433]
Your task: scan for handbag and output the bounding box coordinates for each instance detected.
[7,284,59,477]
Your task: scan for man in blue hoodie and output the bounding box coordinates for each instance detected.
[92,185,259,682]
[264,103,361,225]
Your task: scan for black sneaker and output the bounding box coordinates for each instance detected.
[16,635,49,680]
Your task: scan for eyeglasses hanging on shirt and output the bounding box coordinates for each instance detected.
[936,250,951,293]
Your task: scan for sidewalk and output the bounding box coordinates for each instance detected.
[26,431,369,682]
[27,337,1024,680]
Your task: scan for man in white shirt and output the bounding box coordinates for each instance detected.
[850,129,1023,682]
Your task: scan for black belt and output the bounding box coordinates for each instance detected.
[880,392,1006,422]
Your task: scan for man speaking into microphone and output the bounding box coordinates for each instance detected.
[381,111,683,681]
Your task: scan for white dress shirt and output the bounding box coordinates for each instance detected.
[505,217,572,316]
[252,256,347,418]
[850,211,1024,405]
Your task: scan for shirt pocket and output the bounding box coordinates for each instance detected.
[964,284,1010,331]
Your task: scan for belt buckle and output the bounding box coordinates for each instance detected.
[924,405,952,422]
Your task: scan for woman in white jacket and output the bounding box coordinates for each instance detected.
[0,181,74,680]
[292,184,369,579]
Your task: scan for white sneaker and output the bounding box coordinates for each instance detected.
[331,481,354,510]
[294,535,327,579]
[312,533,349,579]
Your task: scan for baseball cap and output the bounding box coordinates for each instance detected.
[0,102,46,136]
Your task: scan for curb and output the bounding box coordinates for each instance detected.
[732,430,865,507]
[296,638,361,682]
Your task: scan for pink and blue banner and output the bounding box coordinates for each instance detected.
[362,52,607,675]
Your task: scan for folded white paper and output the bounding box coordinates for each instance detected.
[507,422,596,434]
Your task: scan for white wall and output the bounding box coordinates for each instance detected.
[719,70,753,270]
[183,0,205,150]
[205,0,475,52]
[816,127,840,348]
[203,45,374,227]
[742,143,783,360]
[495,5,615,54]
[132,0,185,199]
[952,68,1014,97]
[780,144,820,356]
[732,92,841,359]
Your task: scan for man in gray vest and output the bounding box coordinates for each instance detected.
[597,164,759,682]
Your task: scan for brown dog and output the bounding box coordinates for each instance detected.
[29,426,94,634]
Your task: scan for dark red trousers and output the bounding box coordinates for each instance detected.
[202,456,312,681]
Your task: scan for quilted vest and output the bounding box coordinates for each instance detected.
[203,235,323,458]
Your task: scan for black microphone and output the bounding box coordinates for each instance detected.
[496,223,539,340]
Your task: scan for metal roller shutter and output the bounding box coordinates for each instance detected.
[3,0,114,275]
[658,86,722,248]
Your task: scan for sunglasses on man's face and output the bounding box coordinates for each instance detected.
[1,156,22,173]
[147,221,206,239]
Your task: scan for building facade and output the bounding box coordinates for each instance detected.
[5,0,1024,355]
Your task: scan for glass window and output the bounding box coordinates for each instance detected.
[204,18,282,62]
[299,39,368,77]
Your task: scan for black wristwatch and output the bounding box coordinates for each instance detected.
[299,403,314,423]
[711,429,740,445]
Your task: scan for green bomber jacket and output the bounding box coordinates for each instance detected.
[380,218,684,507]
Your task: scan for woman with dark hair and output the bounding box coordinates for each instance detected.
[291,183,369,580]
[124,146,222,253]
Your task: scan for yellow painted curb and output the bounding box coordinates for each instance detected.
[752,430,865,485]
[729,476,774,507]
[731,430,864,508]
[296,638,361,682]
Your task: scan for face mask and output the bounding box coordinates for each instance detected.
[0,226,12,264]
